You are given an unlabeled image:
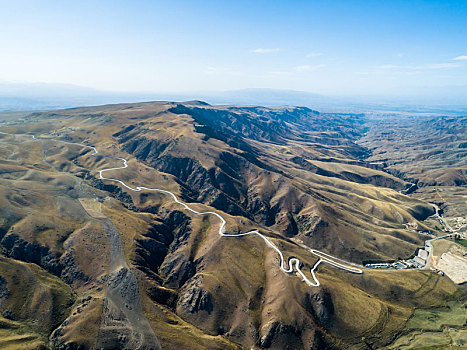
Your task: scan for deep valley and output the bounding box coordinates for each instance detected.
[0,102,465,349]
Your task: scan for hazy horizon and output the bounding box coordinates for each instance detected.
[1,81,467,114]
[1,0,466,101]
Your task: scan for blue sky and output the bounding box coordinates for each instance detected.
[0,0,466,97]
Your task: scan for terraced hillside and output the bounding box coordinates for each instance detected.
[0,102,462,349]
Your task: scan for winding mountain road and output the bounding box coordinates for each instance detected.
[57,138,364,287]
[0,131,161,349]
[0,131,363,287]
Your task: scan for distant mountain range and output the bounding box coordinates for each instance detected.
[0,82,466,114]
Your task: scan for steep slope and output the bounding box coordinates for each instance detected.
[0,103,460,350]
[98,102,431,262]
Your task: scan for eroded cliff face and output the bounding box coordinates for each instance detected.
[126,204,327,348]
[0,102,459,350]
[112,103,431,263]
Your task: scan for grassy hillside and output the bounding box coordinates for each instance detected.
[0,103,463,349]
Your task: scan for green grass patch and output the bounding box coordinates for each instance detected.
[0,316,46,350]
[455,238,467,248]
[388,329,467,350]
[407,301,466,331]
[451,329,467,347]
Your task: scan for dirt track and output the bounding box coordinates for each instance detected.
[95,218,161,350]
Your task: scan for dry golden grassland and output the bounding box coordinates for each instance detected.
[0,104,464,349]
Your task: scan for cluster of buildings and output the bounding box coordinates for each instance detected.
[413,247,429,266]
[365,247,431,270]
[364,262,391,269]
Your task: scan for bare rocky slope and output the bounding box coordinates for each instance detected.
[0,102,461,350]
[107,102,432,262]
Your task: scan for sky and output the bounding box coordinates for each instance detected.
[0,0,466,99]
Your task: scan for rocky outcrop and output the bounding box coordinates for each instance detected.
[133,210,200,289]
[290,156,404,190]
[177,284,213,314]
[86,175,136,210]
[134,216,175,273]
[260,321,299,348]
[254,289,333,349]
[160,253,196,289]
[122,137,170,162]
[303,289,334,327]
[51,329,85,350]
[59,250,89,284]
[159,211,197,288]
[0,233,89,286]
[176,274,214,323]
[0,276,8,297]
[0,233,62,275]
[259,320,325,349]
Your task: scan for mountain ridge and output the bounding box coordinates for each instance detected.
[0,101,463,349]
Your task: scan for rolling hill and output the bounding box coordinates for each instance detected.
[0,102,463,349]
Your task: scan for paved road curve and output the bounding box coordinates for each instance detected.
[58,138,364,287]
[0,131,161,349]
[1,131,363,287]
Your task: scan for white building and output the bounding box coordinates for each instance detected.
[418,249,428,260]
